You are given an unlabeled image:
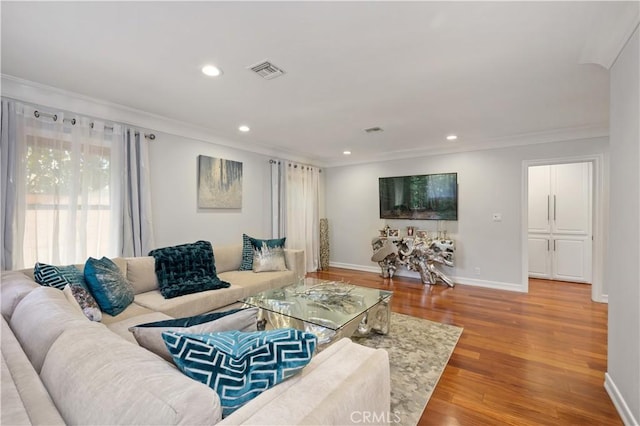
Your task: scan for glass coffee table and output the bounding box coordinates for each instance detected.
[240,278,393,346]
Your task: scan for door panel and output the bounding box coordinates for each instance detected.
[552,163,592,235]
[553,237,592,283]
[528,165,551,233]
[528,237,550,278]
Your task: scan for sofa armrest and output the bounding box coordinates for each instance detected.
[284,249,305,278]
[219,338,390,425]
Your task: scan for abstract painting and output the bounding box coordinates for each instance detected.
[197,155,243,208]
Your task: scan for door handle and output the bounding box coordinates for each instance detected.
[547,195,550,221]
[553,240,556,251]
[553,195,557,221]
[547,240,550,251]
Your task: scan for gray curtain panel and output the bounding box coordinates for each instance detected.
[121,128,155,257]
[1,100,17,270]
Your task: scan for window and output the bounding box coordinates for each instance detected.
[19,117,121,267]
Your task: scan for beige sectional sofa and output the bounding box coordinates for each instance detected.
[0,244,391,425]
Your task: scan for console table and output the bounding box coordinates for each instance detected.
[371,236,455,287]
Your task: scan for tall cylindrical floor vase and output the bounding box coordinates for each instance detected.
[319,218,329,270]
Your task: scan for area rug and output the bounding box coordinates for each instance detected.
[352,312,463,426]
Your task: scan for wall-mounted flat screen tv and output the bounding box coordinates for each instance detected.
[379,172,458,220]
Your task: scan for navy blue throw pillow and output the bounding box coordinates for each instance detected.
[148,240,230,299]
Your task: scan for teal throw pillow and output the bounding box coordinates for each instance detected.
[84,257,134,316]
[239,234,286,271]
[34,262,86,290]
[128,308,259,362]
[162,328,316,417]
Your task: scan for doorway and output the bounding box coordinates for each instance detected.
[528,162,592,284]
[521,155,606,302]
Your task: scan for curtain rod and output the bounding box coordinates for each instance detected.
[32,109,156,140]
[269,159,322,172]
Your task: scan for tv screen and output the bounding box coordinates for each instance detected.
[379,173,458,220]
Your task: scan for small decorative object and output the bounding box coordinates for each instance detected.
[387,229,399,238]
[379,229,387,237]
[319,218,330,270]
[406,226,415,236]
[416,230,429,239]
[197,155,243,209]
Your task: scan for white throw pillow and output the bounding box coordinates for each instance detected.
[129,307,259,362]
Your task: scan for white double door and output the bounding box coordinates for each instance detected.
[528,162,592,283]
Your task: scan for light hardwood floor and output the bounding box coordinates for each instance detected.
[307,268,621,426]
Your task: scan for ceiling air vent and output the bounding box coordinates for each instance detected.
[364,127,384,133]
[248,60,286,80]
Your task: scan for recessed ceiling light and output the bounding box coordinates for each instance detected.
[238,125,250,132]
[202,65,222,77]
[446,135,458,141]
[343,150,352,155]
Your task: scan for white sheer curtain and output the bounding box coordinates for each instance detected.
[1,101,122,269]
[271,159,320,272]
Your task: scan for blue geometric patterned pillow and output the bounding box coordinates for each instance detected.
[84,257,134,316]
[162,329,316,416]
[34,263,86,290]
[239,234,286,271]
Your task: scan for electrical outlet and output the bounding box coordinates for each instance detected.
[474,267,481,275]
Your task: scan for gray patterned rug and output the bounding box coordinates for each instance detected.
[352,312,463,426]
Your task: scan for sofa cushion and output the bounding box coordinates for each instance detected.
[240,235,286,271]
[99,302,157,326]
[0,272,38,319]
[129,308,258,362]
[106,311,174,345]
[213,244,243,273]
[9,286,100,372]
[162,328,316,417]
[62,284,102,322]
[1,317,66,426]
[40,326,222,425]
[125,256,159,294]
[219,270,296,293]
[84,256,135,316]
[134,286,246,318]
[149,240,230,299]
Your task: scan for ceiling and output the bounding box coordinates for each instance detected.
[1,2,637,166]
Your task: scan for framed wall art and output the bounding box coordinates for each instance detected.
[197,155,243,209]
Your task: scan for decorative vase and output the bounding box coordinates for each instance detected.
[319,218,329,270]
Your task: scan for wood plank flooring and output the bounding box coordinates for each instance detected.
[307,268,621,426]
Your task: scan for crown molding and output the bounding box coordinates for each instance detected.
[321,125,609,168]
[0,74,314,164]
[579,2,640,69]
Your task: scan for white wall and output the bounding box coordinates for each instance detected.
[605,25,640,426]
[1,77,283,253]
[148,133,273,249]
[325,137,608,292]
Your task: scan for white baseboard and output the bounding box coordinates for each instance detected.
[328,262,524,292]
[605,373,639,426]
[329,262,380,274]
[451,276,525,292]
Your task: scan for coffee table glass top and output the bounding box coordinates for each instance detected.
[240,277,393,331]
